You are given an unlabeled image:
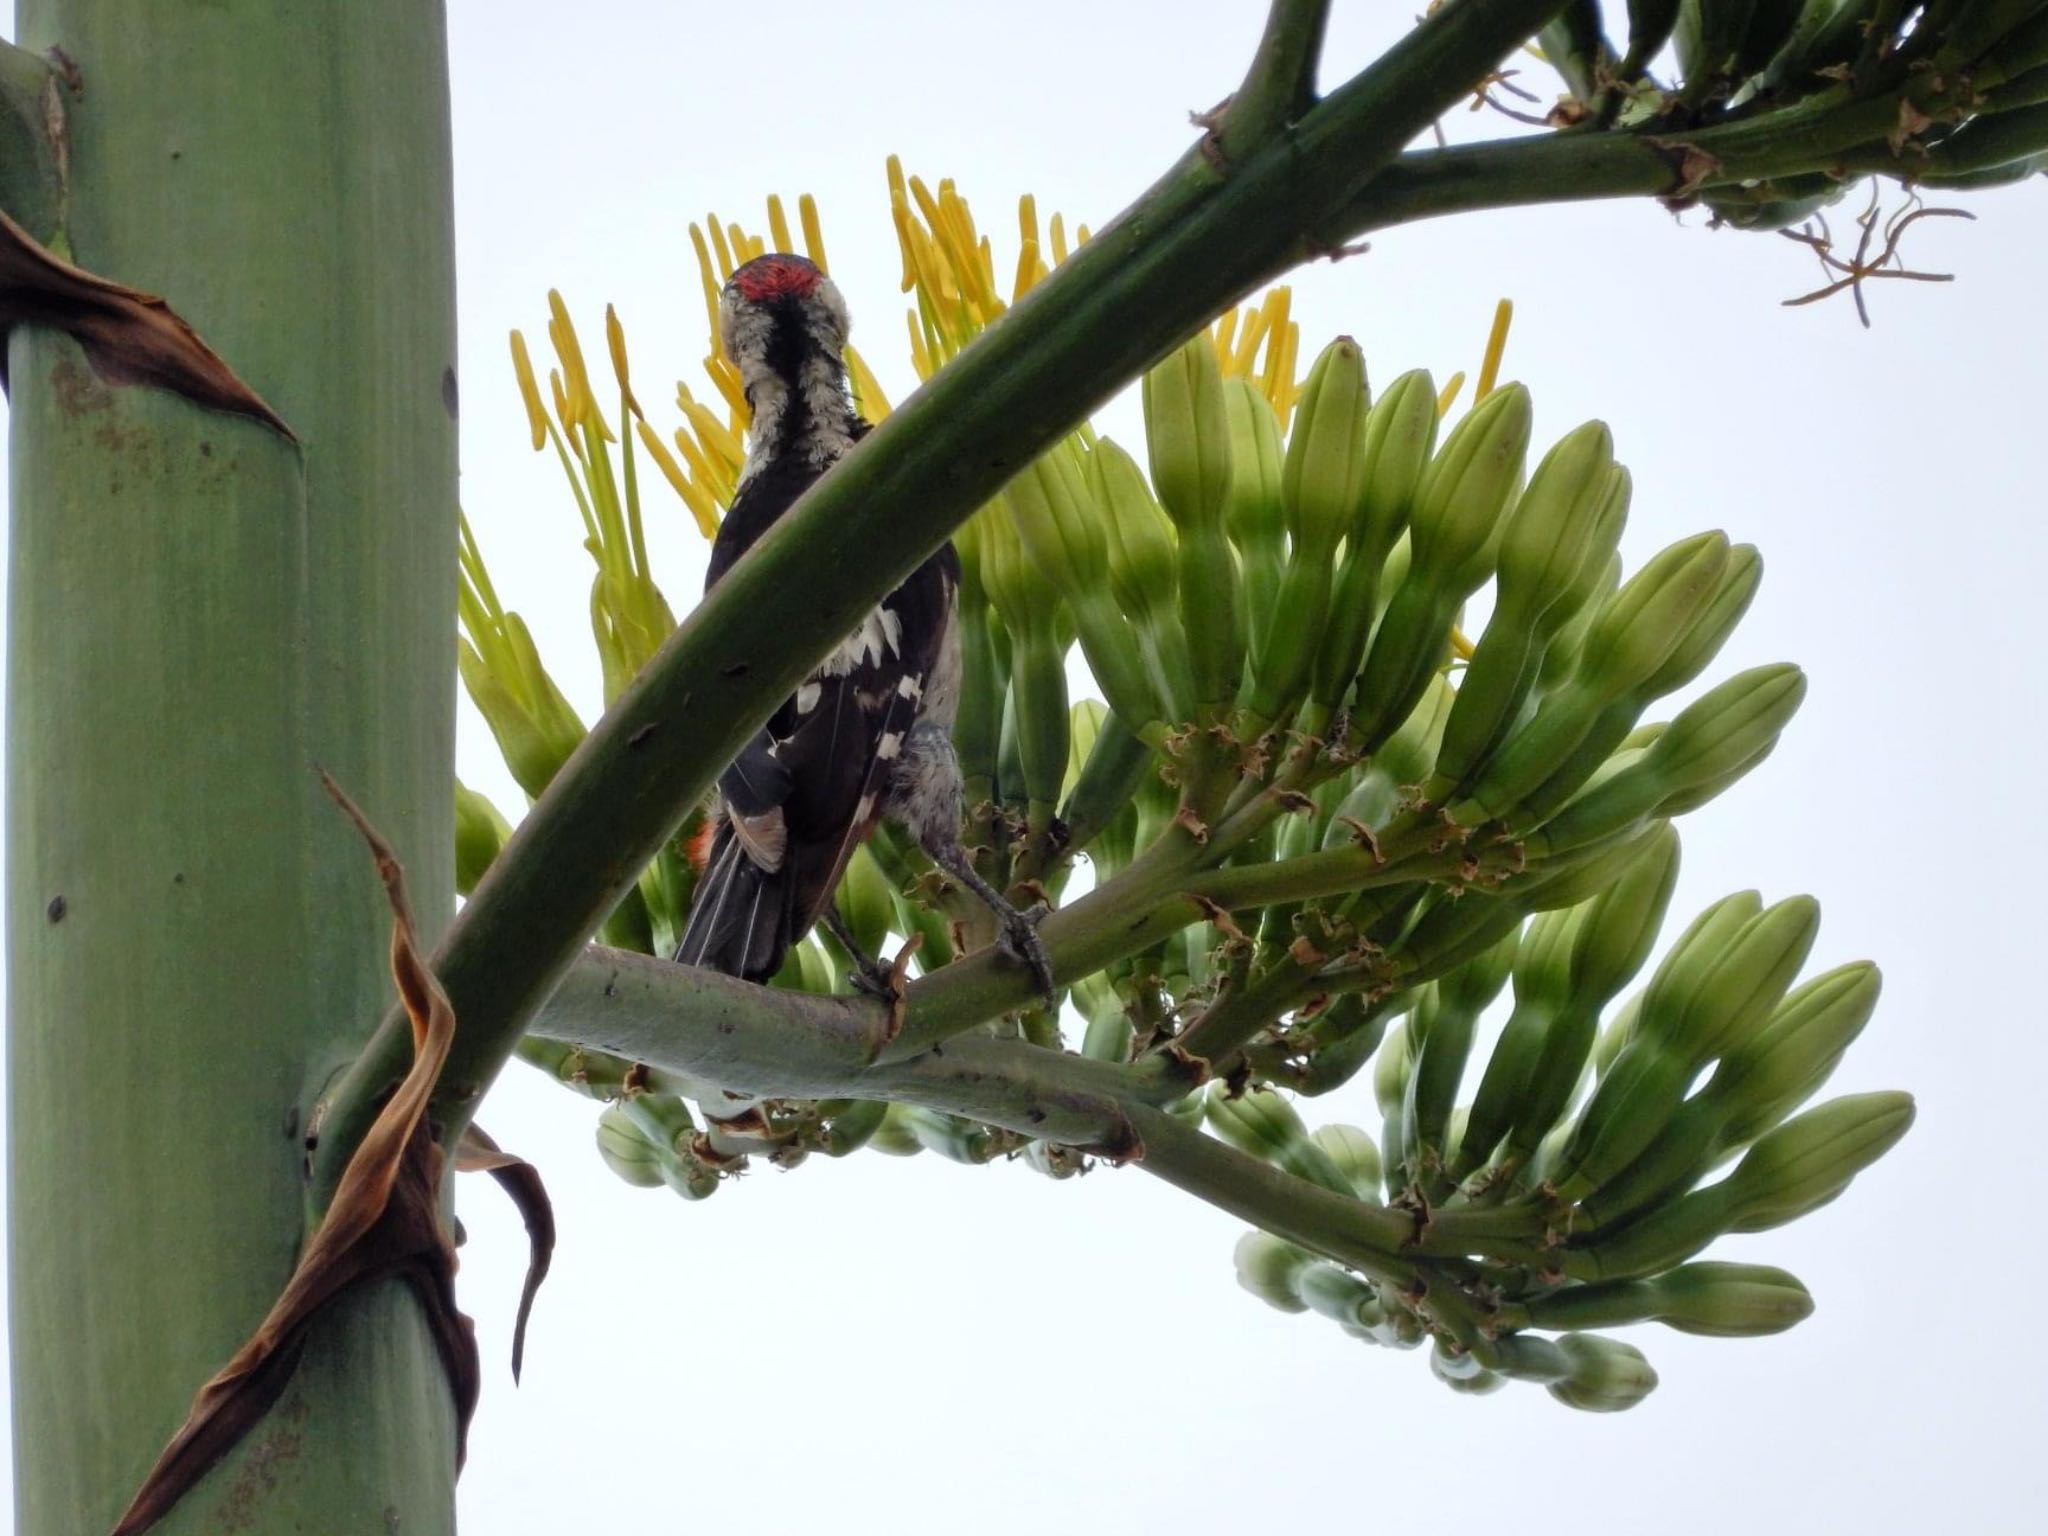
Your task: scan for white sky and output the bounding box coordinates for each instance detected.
[7,3,2048,1532]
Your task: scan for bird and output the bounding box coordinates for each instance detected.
[674,250,1055,1008]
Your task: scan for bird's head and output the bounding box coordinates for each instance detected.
[719,253,851,387]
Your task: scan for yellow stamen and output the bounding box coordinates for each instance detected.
[1436,371,1467,418]
[767,194,794,256]
[706,216,735,280]
[1049,212,1069,265]
[1274,320,1301,428]
[1012,237,1041,304]
[605,304,642,419]
[886,158,916,291]
[1230,305,1269,379]
[637,419,718,539]
[703,356,749,427]
[846,342,891,424]
[690,225,725,360]
[549,368,576,443]
[905,309,933,379]
[1475,298,1513,401]
[799,193,828,272]
[1213,307,1240,363]
[1450,626,1475,660]
[509,330,548,450]
[680,395,744,469]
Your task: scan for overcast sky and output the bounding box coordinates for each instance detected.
[7,3,2047,1532]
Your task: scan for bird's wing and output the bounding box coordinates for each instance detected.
[781,545,960,935]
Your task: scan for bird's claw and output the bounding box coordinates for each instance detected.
[847,955,899,1002]
[997,901,1057,1012]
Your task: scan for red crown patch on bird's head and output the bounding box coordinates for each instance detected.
[729,253,824,304]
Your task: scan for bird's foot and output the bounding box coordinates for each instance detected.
[996,901,1057,1012]
[845,951,899,1002]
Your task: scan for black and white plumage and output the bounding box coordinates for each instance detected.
[675,252,1053,1003]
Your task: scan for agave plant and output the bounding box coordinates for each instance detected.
[455,175,1909,1411]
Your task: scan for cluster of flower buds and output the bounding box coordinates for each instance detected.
[458,175,1910,1408]
[1534,3,2048,229]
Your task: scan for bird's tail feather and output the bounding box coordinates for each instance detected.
[674,822,794,981]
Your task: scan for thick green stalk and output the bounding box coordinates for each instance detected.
[6,5,457,1532]
[313,0,1574,1206]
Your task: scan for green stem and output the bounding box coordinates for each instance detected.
[1221,0,1335,159]
[1124,1104,1421,1280]
[1333,67,2004,238]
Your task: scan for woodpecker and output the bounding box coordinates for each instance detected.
[675,251,1055,1007]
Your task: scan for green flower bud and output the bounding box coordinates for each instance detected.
[1484,824,1683,1178]
[1451,531,1731,825]
[1657,895,1821,1067]
[1243,340,1373,728]
[1309,1123,1384,1199]
[1374,1020,1415,1186]
[820,1097,889,1157]
[836,845,896,963]
[1143,332,1233,535]
[1009,445,1161,731]
[1455,906,1577,1176]
[458,623,587,800]
[1724,1091,1915,1231]
[1223,380,1288,666]
[1639,890,1765,1035]
[1530,664,1806,856]
[951,515,1004,800]
[1298,1262,1387,1332]
[1651,1262,1815,1338]
[1520,1261,1813,1336]
[1545,1335,1659,1412]
[892,1104,1001,1164]
[1091,437,1196,722]
[1431,1341,1506,1395]
[1636,542,1762,698]
[1549,1039,1694,1201]
[1234,1230,1314,1313]
[1145,335,1241,719]
[1718,961,1882,1144]
[454,778,513,897]
[1539,544,1622,692]
[1296,992,1400,1098]
[1091,438,1177,621]
[595,1105,667,1189]
[1578,1092,1912,1279]
[1207,1084,1352,1195]
[1061,710,1158,851]
[1352,384,1533,750]
[1487,1332,1573,1383]
[868,1102,927,1157]
[1310,369,1438,721]
[1432,421,1620,796]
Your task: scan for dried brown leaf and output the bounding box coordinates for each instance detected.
[455,1125,555,1384]
[111,775,476,1536]
[0,206,292,436]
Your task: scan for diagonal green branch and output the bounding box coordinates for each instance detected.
[310,0,1573,1207]
[1220,0,1336,159]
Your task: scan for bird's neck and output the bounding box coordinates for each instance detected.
[739,343,859,485]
